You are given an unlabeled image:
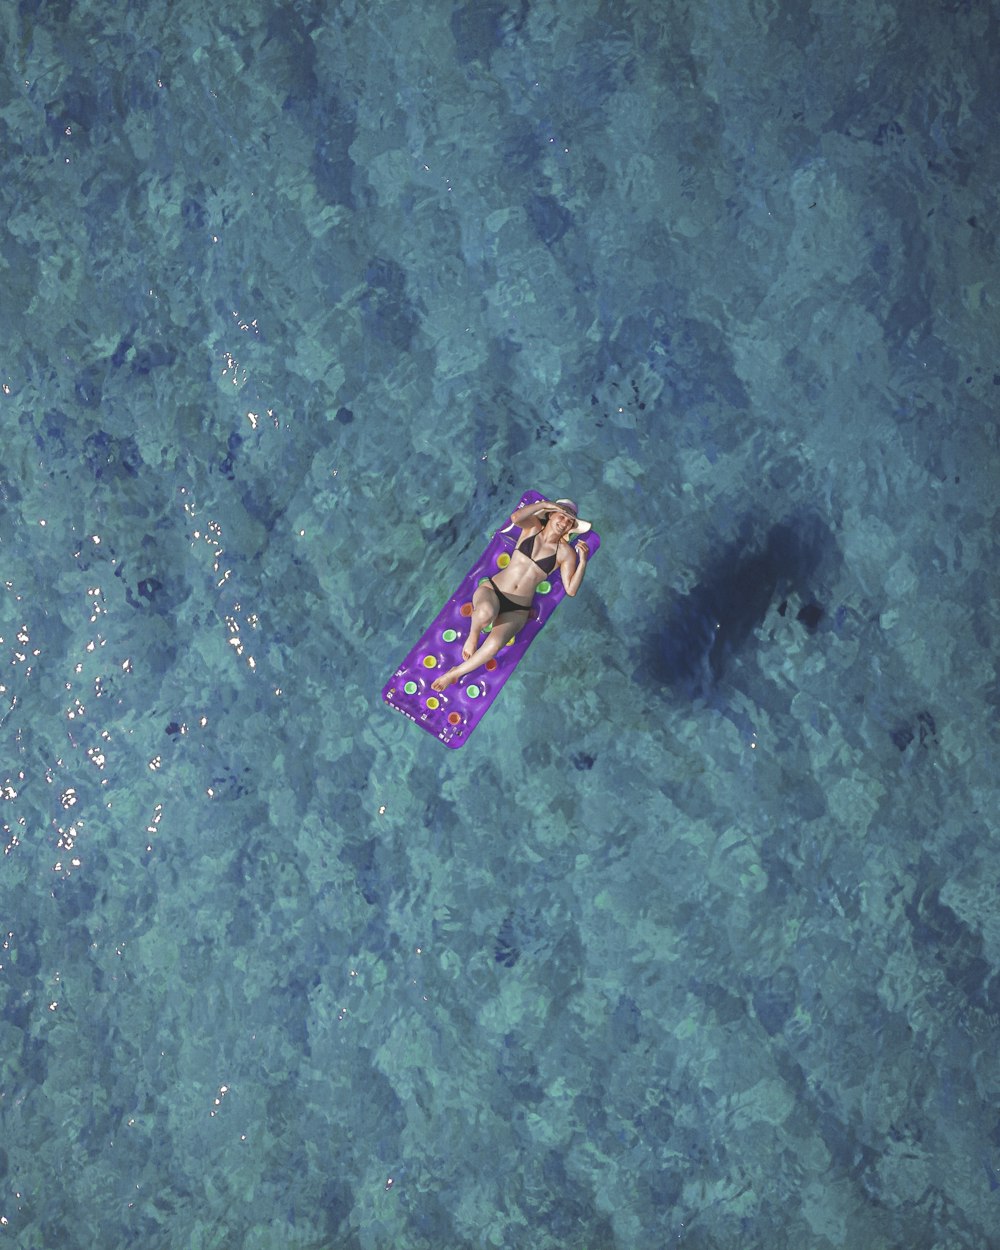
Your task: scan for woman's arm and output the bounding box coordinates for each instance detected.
[561,540,589,596]
[510,499,557,526]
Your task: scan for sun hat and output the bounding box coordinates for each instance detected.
[546,498,592,536]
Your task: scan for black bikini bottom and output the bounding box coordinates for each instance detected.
[487,576,531,617]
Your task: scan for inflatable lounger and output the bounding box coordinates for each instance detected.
[382,491,601,749]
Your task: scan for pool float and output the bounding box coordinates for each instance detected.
[382,490,600,748]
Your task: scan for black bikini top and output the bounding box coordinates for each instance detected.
[516,531,558,575]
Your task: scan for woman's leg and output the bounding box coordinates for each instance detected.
[463,583,499,659]
[431,615,523,691]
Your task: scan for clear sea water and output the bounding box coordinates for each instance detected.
[2,1,998,1247]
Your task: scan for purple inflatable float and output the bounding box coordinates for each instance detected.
[382,490,601,748]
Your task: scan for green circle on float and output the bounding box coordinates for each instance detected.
[538,580,551,594]
[466,684,480,699]
[403,680,417,694]
[442,628,458,642]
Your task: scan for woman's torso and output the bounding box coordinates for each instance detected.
[492,528,562,601]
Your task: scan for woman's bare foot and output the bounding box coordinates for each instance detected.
[462,631,478,660]
[431,668,459,692]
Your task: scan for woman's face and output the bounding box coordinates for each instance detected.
[549,511,575,537]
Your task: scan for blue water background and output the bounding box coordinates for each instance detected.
[1,1,999,1247]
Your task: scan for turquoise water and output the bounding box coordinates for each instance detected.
[2,1,998,1246]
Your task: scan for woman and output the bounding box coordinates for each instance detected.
[431,497,591,692]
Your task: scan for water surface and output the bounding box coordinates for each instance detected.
[1,1,998,1247]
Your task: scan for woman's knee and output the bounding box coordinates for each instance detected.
[472,588,497,622]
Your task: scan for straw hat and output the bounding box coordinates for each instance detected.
[546,498,592,536]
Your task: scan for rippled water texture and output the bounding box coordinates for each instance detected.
[1,1,998,1247]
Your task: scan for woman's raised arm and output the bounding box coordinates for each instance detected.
[510,499,556,525]
[561,540,589,596]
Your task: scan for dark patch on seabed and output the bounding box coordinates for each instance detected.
[642,511,838,699]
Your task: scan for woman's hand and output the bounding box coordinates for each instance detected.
[576,540,590,562]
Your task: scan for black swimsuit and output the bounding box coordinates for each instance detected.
[516,532,558,575]
[487,576,532,617]
[486,532,559,617]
